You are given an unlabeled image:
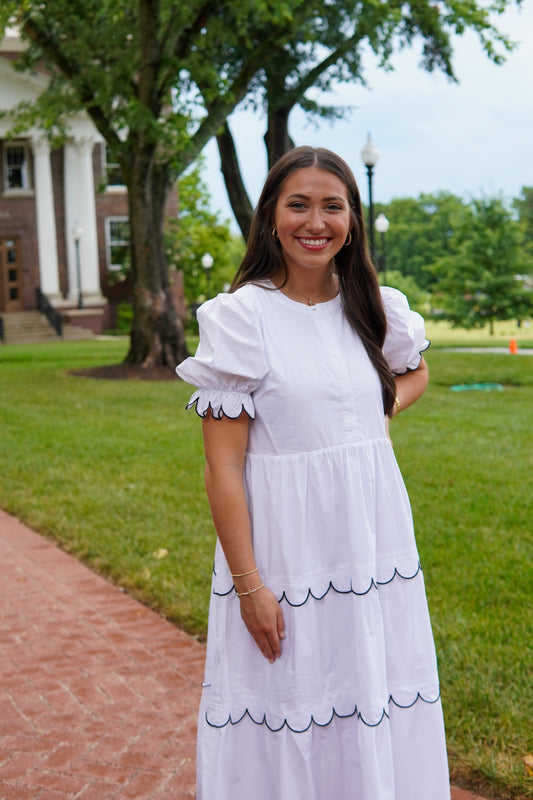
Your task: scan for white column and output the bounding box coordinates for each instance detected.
[31,136,61,299]
[74,137,102,300]
[63,141,80,302]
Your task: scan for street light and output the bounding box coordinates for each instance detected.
[374,212,390,281]
[361,133,380,263]
[73,222,84,309]
[201,252,214,298]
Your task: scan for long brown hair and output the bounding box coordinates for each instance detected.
[231,146,396,415]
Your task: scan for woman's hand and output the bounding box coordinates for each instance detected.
[238,585,285,663]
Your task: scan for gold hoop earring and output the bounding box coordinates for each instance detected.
[272,227,278,240]
[344,231,352,247]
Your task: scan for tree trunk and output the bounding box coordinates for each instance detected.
[216,122,254,241]
[125,145,188,368]
[264,105,295,171]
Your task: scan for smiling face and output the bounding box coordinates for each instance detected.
[273,166,352,280]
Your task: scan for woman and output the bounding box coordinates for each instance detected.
[176,146,450,799]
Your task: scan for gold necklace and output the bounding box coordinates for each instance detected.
[288,273,334,306]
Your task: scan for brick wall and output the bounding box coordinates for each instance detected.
[0,139,41,310]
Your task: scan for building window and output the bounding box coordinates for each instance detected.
[3,142,32,191]
[103,144,125,187]
[107,218,130,272]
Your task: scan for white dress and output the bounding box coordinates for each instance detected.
[176,282,450,800]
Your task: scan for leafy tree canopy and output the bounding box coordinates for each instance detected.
[512,186,533,252]
[374,193,473,290]
[431,196,533,331]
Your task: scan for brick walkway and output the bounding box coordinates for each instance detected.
[0,508,488,799]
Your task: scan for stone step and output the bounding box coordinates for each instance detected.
[62,324,95,341]
[0,311,95,344]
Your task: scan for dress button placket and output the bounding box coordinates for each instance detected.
[311,304,359,440]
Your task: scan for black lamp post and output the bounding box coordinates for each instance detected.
[73,223,83,309]
[375,212,390,282]
[360,133,380,263]
[201,252,214,298]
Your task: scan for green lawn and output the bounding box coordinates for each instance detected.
[0,335,532,798]
[425,318,533,349]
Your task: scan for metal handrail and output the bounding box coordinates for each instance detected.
[36,288,62,337]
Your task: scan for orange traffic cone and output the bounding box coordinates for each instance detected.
[509,338,518,354]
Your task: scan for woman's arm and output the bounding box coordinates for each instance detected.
[390,356,429,418]
[202,412,285,662]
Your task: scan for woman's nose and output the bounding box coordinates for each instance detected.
[307,207,325,230]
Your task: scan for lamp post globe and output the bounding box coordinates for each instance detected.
[374,213,390,280]
[361,133,379,169]
[375,212,389,235]
[201,252,214,297]
[361,134,380,263]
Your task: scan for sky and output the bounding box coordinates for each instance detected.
[201,1,533,230]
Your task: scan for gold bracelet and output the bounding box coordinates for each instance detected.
[236,583,265,598]
[394,396,401,412]
[231,567,258,578]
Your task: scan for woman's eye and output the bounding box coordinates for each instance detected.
[288,201,306,209]
[326,203,343,211]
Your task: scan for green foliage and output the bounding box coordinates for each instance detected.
[1,0,311,173]
[379,269,430,315]
[258,0,515,126]
[375,193,472,291]
[432,196,533,331]
[116,302,134,335]
[373,190,533,334]
[513,185,533,254]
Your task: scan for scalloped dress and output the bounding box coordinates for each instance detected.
[176,283,450,800]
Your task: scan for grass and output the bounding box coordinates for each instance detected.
[0,339,213,635]
[0,333,532,798]
[425,318,533,349]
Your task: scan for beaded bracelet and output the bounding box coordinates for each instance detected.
[236,583,265,598]
[394,396,401,412]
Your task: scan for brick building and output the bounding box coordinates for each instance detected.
[0,29,178,337]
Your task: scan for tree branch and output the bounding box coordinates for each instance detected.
[216,122,253,240]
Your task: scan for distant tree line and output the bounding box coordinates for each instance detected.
[372,187,533,331]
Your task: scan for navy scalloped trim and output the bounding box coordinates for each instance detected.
[212,562,422,602]
[185,396,254,420]
[204,689,441,732]
[392,339,431,376]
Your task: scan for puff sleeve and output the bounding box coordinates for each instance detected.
[381,286,430,374]
[175,288,268,419]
